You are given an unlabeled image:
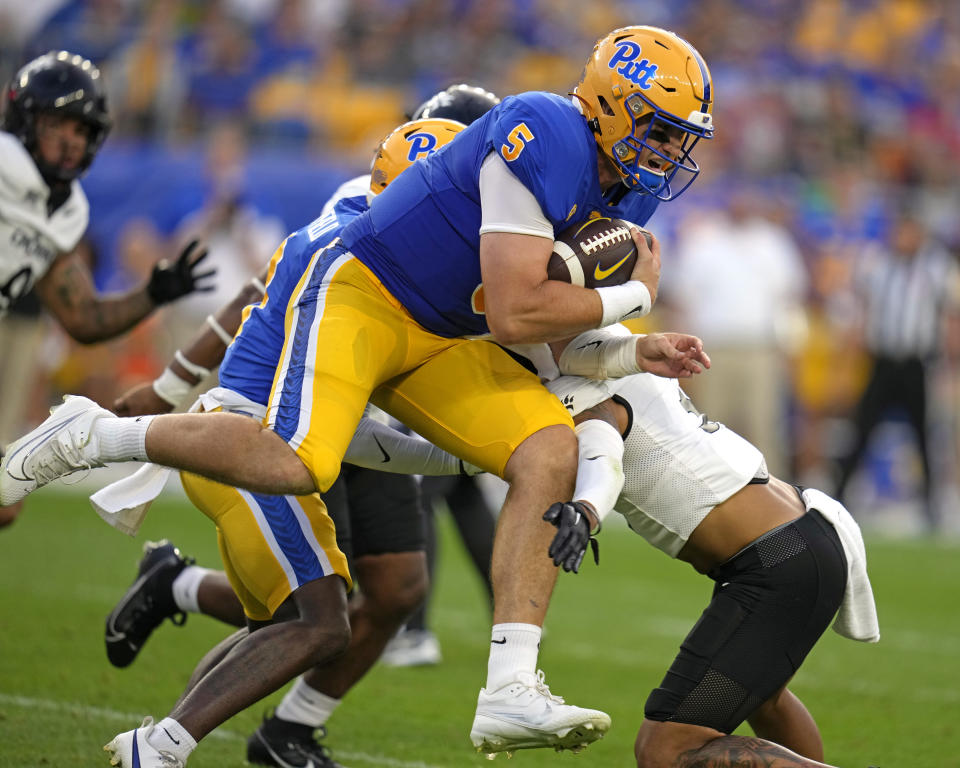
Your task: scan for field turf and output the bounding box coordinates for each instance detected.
[1,487,958,767]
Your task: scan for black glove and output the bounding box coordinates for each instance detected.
[543,501,600,574]
[147,239,216,305]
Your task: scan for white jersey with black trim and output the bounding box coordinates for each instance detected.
[593,373,766,557]
[0,131,89,317]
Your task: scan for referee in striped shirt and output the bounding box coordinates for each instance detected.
[834,212,960,530]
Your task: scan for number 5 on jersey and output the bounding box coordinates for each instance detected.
[500,123,534,162]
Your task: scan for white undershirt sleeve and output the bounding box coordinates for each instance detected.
[344,417,482,476]
[478,152,554,240]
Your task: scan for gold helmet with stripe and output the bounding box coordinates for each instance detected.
[369,118,465,200]
[573,26,714,200]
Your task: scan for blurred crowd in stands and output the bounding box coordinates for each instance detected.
[2,0,959,533]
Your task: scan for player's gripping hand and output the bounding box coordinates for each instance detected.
[627,226,660,306]
[636,332,712,379]
[543,501,600,574]
[113,381,174,417]
[147,239,216,305]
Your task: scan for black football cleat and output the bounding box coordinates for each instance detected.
[105,539,192,668]
[247,714,345,768]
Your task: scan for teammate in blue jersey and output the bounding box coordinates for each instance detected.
[2,25,715,761]
[87,118,468,768]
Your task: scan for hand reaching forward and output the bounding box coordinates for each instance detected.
[636,332,711,379]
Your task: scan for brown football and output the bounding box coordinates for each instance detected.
[547,217,649,288]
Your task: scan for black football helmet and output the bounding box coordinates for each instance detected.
[2,50,111,183]
[411,84,500,126]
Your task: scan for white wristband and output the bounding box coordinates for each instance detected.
[152,366,194,407]
[205,314,234,346]
[249,276,267,294]
[596,281,652,327]
[173,350,212,381]
[559,331,641,379]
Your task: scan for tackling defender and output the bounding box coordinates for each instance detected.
[1,25,714,759]
[531,324,878,768]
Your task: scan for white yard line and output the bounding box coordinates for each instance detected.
[0,692,448,767]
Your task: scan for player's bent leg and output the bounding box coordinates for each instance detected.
[305,551,428,697]
[147,411,316,495]
[0,394,317,505]
[105,577,351,767]
[373,338,607,754]
[247,552,428,768]
[635,509,847,768]
[174,628,249,710]
[246,465,428,767]
[492,423,577,625]
[471,425,612,756]
[170,575,351,741]
[747,685,824,761]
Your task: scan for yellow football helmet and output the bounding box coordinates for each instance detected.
[573,26,714,200]
[369,117,465,200]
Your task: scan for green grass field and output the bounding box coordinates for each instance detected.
[1,487,958,767]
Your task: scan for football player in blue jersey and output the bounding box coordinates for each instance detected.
[1,26,714,761]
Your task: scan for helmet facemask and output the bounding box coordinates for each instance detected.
[609,92,712,200]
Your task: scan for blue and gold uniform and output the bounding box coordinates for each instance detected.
[181,194,365,620]
[268,92,662,495]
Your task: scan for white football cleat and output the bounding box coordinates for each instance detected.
[470,669,611,756]
[381,629,442,667]
[103,717,184,767]
[0,395,112,505]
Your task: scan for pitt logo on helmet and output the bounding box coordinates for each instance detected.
[368,117,465,200]
[405,131,439,161]
[607,40,658,90]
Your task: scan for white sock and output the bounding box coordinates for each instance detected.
[171,566,212,614]
[96,416,154,462]
[275,677,340,728]
[485,622,542,691]
[147,717,196,764]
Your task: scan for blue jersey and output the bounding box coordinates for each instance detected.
[601,183,660,228]
[341,91,658,338]
[219,194,367,405]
